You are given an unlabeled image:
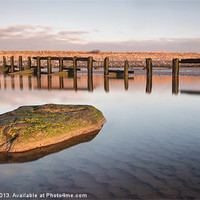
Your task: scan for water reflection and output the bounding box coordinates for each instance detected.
[1,74,200,95]
[0,130,100,164]
[0,74,200,199]
[172,76,179,94]
[146,75,152,94]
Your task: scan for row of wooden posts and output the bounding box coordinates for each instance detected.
[1,56,199,77]
[1,56,134,77]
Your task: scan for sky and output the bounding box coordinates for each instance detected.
[0,0,200,52]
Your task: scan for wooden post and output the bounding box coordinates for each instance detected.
[10,56,14,73]
[104,57,109,75]
[124,75,128,90]
[37,56,41,75]
[104,76,109,93]
[47,56,52,74]
[73,56,77,77]
[3,56,6,68]
[88,56,93,76]
[59,57,63,72]
[146,58,152,76]
[28,57,31,69]
[146,75,152,94]
[124,60,129,76]
[19,56,23,71]
[172,58,179,76]
[172,76,179,94]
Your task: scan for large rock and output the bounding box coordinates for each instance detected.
[0,104,106,153]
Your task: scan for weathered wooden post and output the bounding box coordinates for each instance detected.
[146,58,152,76]
[28,57,31,69]
[10,56,14,73]
[124,60,129,76]
[19,56,23,71]
[59,77,64,89]
[104,76,109,93]
[37,56,41,75]
[73,56,77,77]
[124,75,128,90]
[88,74,93,92]
[3,56,6,68]
[172,75,179,94]
[59,57,63,72]
[88,56,93,76]
[19,75,23,90]
[47,56,52,74]
[172,58,179,76]
[104,57,109,75]
[146,75,152,94]
[47,75,52,90]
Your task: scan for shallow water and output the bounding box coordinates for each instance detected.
[0,74,200,199]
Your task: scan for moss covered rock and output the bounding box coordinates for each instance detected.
[0,104,106,153]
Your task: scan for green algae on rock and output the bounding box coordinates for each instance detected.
[0,104,106,153]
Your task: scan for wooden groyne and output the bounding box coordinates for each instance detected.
[1,56,200,80]
[0,56,135,77]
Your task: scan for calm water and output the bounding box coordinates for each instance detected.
[0,74,200,199]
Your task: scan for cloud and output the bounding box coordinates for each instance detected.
[0,25,88,44]
[0,25,200,52]
[58,30,88,36]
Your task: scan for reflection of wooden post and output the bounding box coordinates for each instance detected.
[88,74,93,92]
[172,75,179,94]
[59,57,63,72]
[28,76,32,90]
[172,59,179,76]
[37,75,41,90]
[146,75,152,94]
[104,76,109,93]
[104,57,109,75]
[59,77,64,89]
[37,56,41,75]
[11,75,15,89]
[124,75,128,90]
[124,60,129,76]
[47,56,52,74]
[73,74,77,91]
[19,75,23,90]
[88,56,93,76]
[10,56,14,73]
[4,74,7,89]
[28,57,31,69]
[19,56,23,71]
[3,56,6,68]
[146,58,152,76]
[73,56,77,77]
[47,75,52,90]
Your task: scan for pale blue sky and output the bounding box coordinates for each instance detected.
[0,0,200,52]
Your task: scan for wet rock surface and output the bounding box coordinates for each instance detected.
[0,104,105,153]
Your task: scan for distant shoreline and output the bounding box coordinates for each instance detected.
[0,51,200,67]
